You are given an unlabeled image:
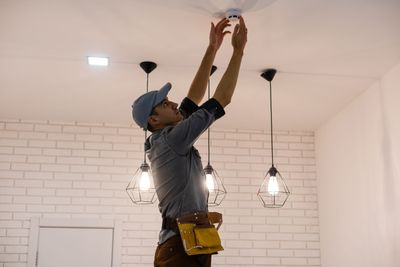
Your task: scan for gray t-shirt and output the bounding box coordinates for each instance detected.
[145,97,225,244]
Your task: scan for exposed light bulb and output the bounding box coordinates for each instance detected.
[206,173,215,192]
[139,171,150,191]
[267,175,279,195]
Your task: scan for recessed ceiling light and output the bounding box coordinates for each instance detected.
[87,56,109,66]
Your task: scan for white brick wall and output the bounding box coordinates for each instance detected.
[0,120,320,267]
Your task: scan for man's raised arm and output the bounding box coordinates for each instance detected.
[213,16,247,108]
[187,18,231,105]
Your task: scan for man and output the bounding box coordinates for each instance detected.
[132,17,247,267]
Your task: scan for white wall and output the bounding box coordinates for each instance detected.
[0,121,319,267]
[316,62,400,267]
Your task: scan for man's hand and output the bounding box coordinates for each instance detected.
[187,18,232,105]
[212,17,247,108]
[209,18,231,52]
[231,17,247,53]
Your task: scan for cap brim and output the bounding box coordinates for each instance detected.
[154,82,172,106]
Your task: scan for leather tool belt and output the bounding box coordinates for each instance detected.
[174,211,224,255]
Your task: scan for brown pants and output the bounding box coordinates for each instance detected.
[154,235,212,267]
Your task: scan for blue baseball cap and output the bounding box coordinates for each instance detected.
[132,82,171,130]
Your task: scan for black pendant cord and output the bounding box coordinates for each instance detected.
[269,81,274,167]
[146,72,149,94]
[143,73,149,164]
[207,78,211,166]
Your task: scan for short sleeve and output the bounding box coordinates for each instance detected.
[179,97,199,118]
[199,98,225,120]
[164,98,225,155]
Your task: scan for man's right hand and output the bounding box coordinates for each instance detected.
[231,17,248,53]
[209,18,231,52]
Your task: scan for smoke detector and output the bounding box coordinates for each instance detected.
[225,8,241,21]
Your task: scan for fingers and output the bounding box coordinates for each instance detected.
[233,24,239,35]
[214,17,246,34]
[215,17,229,28]
[228,17,247,38]
[231,17,247,51]
[215,18,231,31]
[209,18,232,50]
[239,17,247,35]
[239,16,246,29]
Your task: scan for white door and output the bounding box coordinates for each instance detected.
[37,227,113,267]
[28,218,121,267]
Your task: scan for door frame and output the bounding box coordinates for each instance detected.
[28,217,122,267]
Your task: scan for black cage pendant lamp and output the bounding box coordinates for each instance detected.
[126,61,158,205]
[204,65,227,206]
[257,69,290,208]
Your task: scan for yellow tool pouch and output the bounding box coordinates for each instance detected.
[176,212,223,255]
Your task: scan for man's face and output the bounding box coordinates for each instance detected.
[150,98,183,128]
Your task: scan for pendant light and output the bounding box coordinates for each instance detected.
[257,69,290,208]
[126,61,158,205]
[204,65,227,206]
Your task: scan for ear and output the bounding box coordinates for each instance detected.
[147,115,159,129]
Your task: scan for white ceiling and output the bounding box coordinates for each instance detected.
[1,0,399,131]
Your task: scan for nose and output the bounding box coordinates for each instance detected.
[171,102,178,110]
